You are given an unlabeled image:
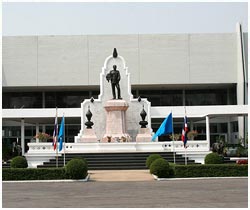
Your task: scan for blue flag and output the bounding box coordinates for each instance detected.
[58,116,65,151]
[152,112,173,141]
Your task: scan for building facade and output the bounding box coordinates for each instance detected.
[2,23,248,156]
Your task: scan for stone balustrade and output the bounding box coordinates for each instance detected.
[27,140,209,154]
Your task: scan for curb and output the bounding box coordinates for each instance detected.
[2,174,90,183]
[152,175,248,181]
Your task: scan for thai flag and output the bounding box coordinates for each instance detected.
[181,116,188,148]
[52,114,58,150]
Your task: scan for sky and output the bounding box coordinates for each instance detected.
[2,2,248,36]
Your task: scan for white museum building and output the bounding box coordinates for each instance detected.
[2,23,248,166]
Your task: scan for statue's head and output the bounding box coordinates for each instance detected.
[113,65,117,70]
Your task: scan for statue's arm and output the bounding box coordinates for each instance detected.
[106,72,111,82]
[117,71,121,82]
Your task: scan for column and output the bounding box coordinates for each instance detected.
[227,118,231,144]
[36,122,39,143]
[236,23,246,143]
[206,116,210,151]
[42,92,46,108]
[21,119,25,155]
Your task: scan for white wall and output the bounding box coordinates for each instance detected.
[3,36,38,86]
[3,33,238,88]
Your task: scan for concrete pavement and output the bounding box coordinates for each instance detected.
[2,172,248,208]
[89,169,154,181]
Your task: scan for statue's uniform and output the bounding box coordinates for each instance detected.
[109,70,121,99]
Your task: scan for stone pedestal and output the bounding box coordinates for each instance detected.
[79,128,98,143]
[136,128,152,142]
[102,100,131,142]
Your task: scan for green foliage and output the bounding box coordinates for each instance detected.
[2,144,12,161]
[72,157,88,170]
[236,146,248,157]
[65,158,88,179]
[10,156,28,168]
[150,158,173,178]
[146,154,162,168]
[168,162,176,177]
[174,164,248,178]
[204,152,224,164]
[2,168,67,180]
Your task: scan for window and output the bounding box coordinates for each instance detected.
[185,89,228,106]
[2,92,42,108]
[139,90,183,106]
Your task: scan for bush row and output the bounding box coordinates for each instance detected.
[146,153,248,178]
[3,157,88,181]
[174,164,248,178]
[2,168,67,180]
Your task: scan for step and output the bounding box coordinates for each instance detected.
[37,151,197,169]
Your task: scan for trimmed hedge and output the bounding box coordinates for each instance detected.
[204,152,224,164]
[3,157,89,180]
[2,168,67,181]
[10,156,28,168]
[174,164,248,178]
[65,158,88,179]
[150,158,172,178]
[146,154,162,168]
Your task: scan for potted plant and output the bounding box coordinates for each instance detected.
[34,132,52,142]
[187,130,198,140]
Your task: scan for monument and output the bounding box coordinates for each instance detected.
[75,48,152,143]
[25,48,209,168]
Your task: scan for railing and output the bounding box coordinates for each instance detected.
[27,140,209,154]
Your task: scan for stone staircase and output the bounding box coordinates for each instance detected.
[37,151,197,169]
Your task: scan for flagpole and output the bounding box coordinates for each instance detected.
[185,149,187,165]
[56,107,58,168]
[184,106,187,165]
[171,110,175,164]
[63,113,66,167]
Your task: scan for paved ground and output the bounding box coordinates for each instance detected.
[89,169,154,181]
[2,171,248,208]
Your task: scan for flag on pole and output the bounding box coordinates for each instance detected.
[58,116,65,152]
[52,110,58,150]
[181,115,188,148]
[152,112,173,141]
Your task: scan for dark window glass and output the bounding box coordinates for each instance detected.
[45,125,54,137]
[228,87,237,105]
[25,126,35,137]
[45,91,90,108]
[45,92,56,108]
[90,91,100,99]
[131,89,137,98]
[185,89,227,106]
[2,92,42,109]
[139,90,182,106]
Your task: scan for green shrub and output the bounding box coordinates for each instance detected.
[10,156,28,168]
[150,158,172,178]
[168,162,176,177]
[174,164,248,178]
[72,157,88,170]
[2,168,67,180]
[65,158,88,179]
[205,152,224,164]
[146,154,162,168]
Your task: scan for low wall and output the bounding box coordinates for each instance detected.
[25,140,209,167]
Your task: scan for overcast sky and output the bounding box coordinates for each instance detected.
[2,2,248,36]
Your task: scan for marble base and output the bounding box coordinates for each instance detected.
[102,99,131,142]
[79,128,98,143]
[136,128,152,142]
